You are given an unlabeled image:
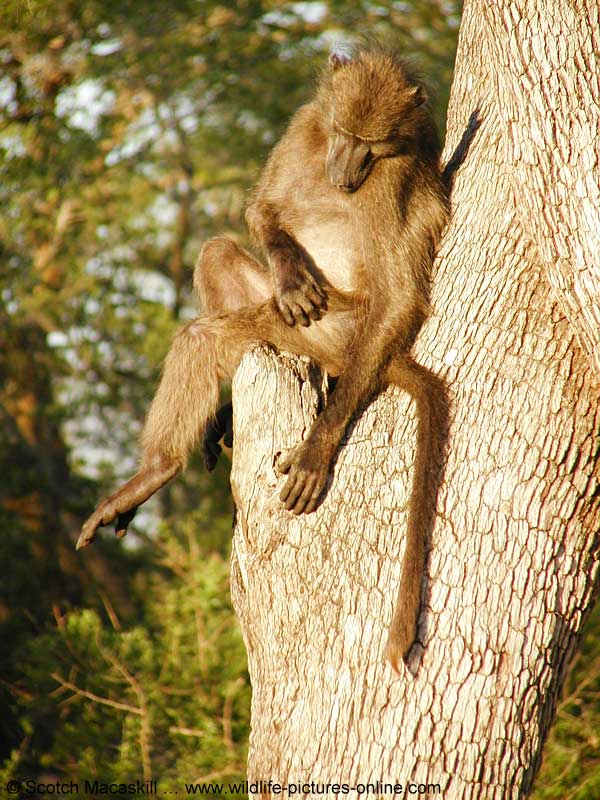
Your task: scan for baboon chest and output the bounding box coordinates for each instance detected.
[281,186,365,293]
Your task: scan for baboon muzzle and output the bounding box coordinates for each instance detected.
[326,135,372,192]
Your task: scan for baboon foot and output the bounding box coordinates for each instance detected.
[76,460,180,549]
[278,437,333,515]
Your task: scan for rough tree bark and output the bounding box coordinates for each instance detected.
[229,2,600,797]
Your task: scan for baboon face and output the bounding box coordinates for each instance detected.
[325,116,422,193]
[325,129,373,192]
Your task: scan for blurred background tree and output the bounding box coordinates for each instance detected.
[0,1,597,796]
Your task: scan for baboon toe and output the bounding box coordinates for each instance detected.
[76,510,105,550]
[115,507,138,538]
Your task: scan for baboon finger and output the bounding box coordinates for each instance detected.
[307,305,324,321]
[279,473,294,503]
[115,507,137,538]
[77,501,115,549]
[302,482,323,514]
[203,440,222,471]
[277,451,293,475]
[76,518,98,550]
[222,415,234,448]
[293,475,318,515]
[277,301,295,326]
[282,473,305,510]
[306,283,327,307]
[305,287,327,311]
[296,294,321,323]
[290,302,310,327]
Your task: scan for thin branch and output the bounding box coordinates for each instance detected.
[93,632,153,782]
[97,588,122,631]
[222,677,245,754]
[169,725,205,738]
[51,672,142,715]
[0,677,34,701]
[557,655,600,713]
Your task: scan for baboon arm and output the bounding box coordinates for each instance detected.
[245,107,330,327]
[246,200,327,327]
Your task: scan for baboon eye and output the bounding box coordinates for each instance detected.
[361,150,373,169]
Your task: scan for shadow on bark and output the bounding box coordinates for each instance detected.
[442,108,482,195]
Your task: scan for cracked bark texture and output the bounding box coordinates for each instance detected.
[228,2,600,797]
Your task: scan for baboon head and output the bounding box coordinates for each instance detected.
[321,48,427,192]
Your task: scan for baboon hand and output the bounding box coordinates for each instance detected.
[274,261,327,327]
[203,401,234,471]
[278,439,332,514]
[77,500,138,550]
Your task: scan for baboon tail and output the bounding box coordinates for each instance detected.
[384,358,447,672]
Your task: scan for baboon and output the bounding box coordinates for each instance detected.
[77,46,449,670]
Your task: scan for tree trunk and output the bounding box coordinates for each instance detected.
[229,2,600,797]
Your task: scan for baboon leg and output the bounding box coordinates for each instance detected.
[382,354,448,671]
[78,242,277,549]
[78,231,355,548]
[194,236,272,314]
[194,237,273,470]
[77,294,334,549]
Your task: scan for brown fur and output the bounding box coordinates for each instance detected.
[319,50,427,143]
[77,46,449,671]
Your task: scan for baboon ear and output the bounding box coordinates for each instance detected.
[329,50,352,71]
[408,85,427,106]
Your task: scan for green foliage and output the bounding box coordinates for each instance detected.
[5,512,250,789]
